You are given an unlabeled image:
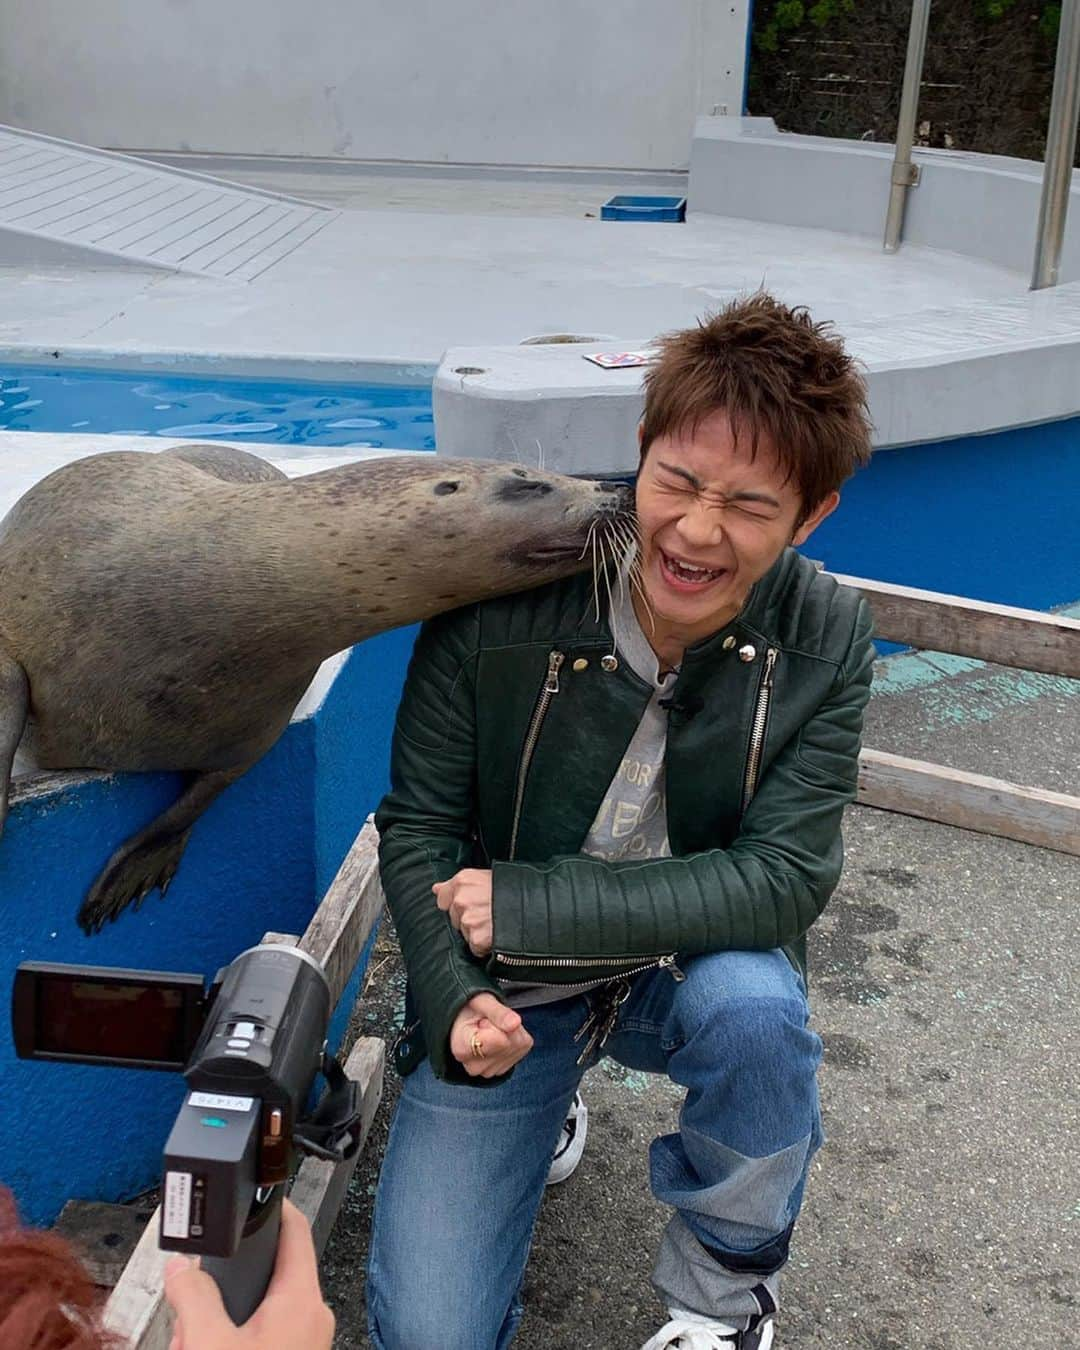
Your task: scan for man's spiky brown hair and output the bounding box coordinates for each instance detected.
[640,293,872,519]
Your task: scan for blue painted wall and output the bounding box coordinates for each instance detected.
[2,628,416,1227]
[805,417,1080,610]
[315,626,418,1055]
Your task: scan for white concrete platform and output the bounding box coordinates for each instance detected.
[0,157,1030,362]
[434,280,1080,472]
[690,116,1080,280]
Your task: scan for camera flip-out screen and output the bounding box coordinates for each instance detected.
[13,962,207,1071]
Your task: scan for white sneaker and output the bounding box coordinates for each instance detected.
[545,1090,588,1184]
[641,1307,775,1350]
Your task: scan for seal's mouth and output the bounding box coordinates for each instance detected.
[507,496,637,570]
[518,541,588,564]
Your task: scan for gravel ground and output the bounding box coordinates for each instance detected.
[318,797,1079,1350]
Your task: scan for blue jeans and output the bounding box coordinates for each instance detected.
[366,949,822,1350]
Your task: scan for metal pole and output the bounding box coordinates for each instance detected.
[1031,0,1080,289]
[884,0,933,253]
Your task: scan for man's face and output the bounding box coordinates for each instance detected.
[634,409,838,650]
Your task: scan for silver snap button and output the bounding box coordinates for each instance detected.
[572,658,589,672]
[722,635,736,651]
[600,655,619,672]
[738,644,757,663]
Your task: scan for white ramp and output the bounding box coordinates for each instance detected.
[0,125,336,279]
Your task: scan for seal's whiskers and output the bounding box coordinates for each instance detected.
[615,517,655,636]
[590,521,603,623]
[578,517,599,563]
[599,530,618,651]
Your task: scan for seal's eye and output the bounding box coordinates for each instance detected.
[510,468,528,478]
[434,481,460,496]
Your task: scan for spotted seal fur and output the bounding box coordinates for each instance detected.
[0,444,629,931]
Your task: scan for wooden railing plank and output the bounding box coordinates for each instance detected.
[831,573,1080,678]
[101,1217,173,1348]
[858,748,1080,856]
[290,1036,384,1258]
[299,817,383,1006]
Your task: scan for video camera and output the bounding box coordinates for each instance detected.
[12,944,362,1323]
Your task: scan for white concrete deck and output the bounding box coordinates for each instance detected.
[0,156,1048,369]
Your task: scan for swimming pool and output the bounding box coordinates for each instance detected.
[0,364,435,451]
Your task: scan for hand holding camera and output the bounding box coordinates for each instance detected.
[164,1198,333,1350]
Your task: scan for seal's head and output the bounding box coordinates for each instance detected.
[294,455,635,633]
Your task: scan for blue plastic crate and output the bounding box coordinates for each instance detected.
[601,194,686,222]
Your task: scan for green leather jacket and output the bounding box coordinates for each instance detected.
[376,549,874,1084]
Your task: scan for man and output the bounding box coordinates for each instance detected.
[367,293,875,1349]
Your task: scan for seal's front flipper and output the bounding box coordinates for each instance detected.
[78,764,247,934]
[0,649,29,838]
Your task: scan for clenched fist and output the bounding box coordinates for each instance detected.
[433,868,494,956]
[449,992,533,1077]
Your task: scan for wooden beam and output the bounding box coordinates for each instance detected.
[53,1199,152,1288]
[858,748,1080,856]
[299,817,383,1006]
[103,819,386,1347]
[289,1036,384,1258]
[100,1215,173,1350]
[830,573,1080,678]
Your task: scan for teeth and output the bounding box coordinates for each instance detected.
[665,552,720,580]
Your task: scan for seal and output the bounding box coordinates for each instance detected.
[0,444,631,932]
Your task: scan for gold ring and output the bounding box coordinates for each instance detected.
[470,1031,485,1059]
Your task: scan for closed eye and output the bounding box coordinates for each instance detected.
[732,501,778,519]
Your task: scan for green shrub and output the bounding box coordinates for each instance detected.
[749,1,1067,161]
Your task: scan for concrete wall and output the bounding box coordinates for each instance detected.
[433,305,1080,474]
[0,1,751,170]
[2,628,417,1226]
[689,118,1080,280]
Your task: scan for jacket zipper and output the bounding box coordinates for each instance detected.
[741,647,779,814]
[406,644,688,1058]
[508,650,564,860]
[492,952,685,982]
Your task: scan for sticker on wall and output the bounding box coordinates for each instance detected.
[582,351,655,369]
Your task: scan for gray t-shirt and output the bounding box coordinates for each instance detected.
[502,580,676,1008]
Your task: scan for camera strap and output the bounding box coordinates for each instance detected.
[292,1051,365,1164]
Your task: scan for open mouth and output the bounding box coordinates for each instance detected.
[659,549,729,591]
[509,536,590,566]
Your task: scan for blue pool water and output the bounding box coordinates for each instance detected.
[0,365,435,450]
